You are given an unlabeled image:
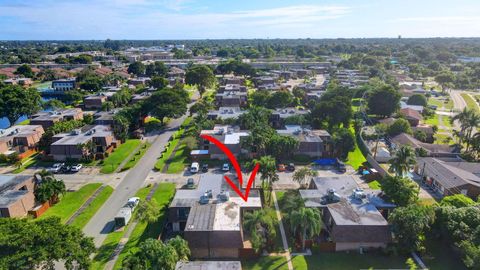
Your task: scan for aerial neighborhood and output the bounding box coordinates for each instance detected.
[1,27,480,270]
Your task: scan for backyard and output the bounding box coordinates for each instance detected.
[100,139,141,174]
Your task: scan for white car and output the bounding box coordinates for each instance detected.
[127,197,140,209]
[70,164,83,172]
[48,163,65,174]
[190,162,199,173]
[222,163,230,172]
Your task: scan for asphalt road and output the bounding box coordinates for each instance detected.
[84,94,198,247]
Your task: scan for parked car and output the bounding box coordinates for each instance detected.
[48,163,65,174]
[336,159,346,173]
[277,164,286,172]
[190,162,200,173]
[187,178,195,188]
[202,164,209,172]
[126,197,140,209]
[222,163,230,172]
[287,163,295,171]
[70,164,83,172]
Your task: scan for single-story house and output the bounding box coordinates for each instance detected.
[0,125,45,156]
[0,175,36,218]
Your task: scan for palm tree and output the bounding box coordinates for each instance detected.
[451,108,480,150]
[34,175,66,204]
[290,208,322,251]
[253,155,278,206]
[292,167,318,188]
[243,209,277,253]
[136,199,159,223]
[389,145,416,177]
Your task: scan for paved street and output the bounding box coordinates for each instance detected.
[84,94,198,247]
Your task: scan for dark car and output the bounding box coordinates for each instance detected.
[287,163,295,171]
[202,164,209,172]
[336,159,346,173]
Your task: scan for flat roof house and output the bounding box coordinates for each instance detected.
[200,125,249,160]
[30,108,84,129]
[168,174,261,258]
[215,92,248,107]
[277,125,332,158]
[218,84,247,93]
[207,107,245,120]
[300,176,394,252]
[270,108,309,128]
[83,92,115,109]
[0,125,45,156]
[93,110,119,126]
[50,125,116,161]
[52,78,77,91]
[415,157,480,199]
[0,175,36,218]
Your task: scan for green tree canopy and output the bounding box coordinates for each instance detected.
[14,64,34,78]
[407,94,428,107]
[0,85,42,126]
[387,118,413,137]
[381,175,419,206]
[185,65,215,95]
[367,85,401,117]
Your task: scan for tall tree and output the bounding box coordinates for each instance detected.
[0,217,95,270]
[332,128,356,159]
[389,145,416,177]
[144,88,188,124]
[185,65,215,96]
[14,64,34,78]
[253,155,278,205]
[127,61,146,76]
[381,175,419,206]
[367,85,401,117]
[289,208,322,251]
[0,85,42,126]
[34,174,66,204]
[243,209,277,253]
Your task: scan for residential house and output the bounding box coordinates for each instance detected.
[277,125,332,157]
[270,108,309,128]
[83,92,115,109]
[0,125,45,156]
[131,92,151,104]
[93,110,119,126]
[50,125,116,161]
[218,84,247,93]
[199,125,249,160]
[175,261,242,270]
[399,108,423,127]
[300,176,394,251]
[168,174,261,258]
[400,101,424,113]
[391,133,460,157]
[0,175,36,218]
[415,157,480,199]
[52,78,77,91]
[168,67,186,86]
[30,108,84,129]
[128,77,151,86]
[3,78,33,87]
[207,107,245,120]
[215,92,248,107]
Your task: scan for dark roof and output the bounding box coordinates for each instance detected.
[418,158,480,189]
[391,133,457,155]
[185,203,216,231]
[400,108,423,120]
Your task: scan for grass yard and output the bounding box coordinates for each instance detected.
[100,139,141,174]
[424,115,440,126]
[113,183,176,269]
[91,185,154,270]
[291,249,409,270]
[154,117,192,172]
[461,93,479,112]
[166,143,189,173]
[368,180,382,190]
[11,153,39,174]
[421,238,467,270]
[120,142,151,171]
[155,136,180,171]
[242,256,289,270]
[17,119,31,125]
[434,133,452,144]
[38,183,102,224]
[346,145,367,170]
[69,185,113,229]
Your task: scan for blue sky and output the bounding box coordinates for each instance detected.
[1,0,480,40]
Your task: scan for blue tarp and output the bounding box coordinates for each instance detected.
[313,158,337,166]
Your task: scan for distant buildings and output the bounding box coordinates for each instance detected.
[270,107,309,128]
[168,174,261,258]
[3,78,33,87]
[300,176,394,251]
[207,107,244,120]
[52,78,77,91]
[83,92,115,109]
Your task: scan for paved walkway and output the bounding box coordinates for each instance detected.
[271,191,294,270]
[66,184,107,225]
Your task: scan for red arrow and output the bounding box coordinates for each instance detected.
[200,134,259,202]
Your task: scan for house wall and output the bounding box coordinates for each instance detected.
[1,192,35,217]
[185,230,243,259]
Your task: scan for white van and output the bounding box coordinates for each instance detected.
[190,162,200,173]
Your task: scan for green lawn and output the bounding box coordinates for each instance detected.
[38,183,102,224]
[166,143,189,174]
[101,139,141,174]
[345,125,367,170]
[69,185,113,229]
[113,183,176,269]
[11,153,39,174]
[91,185,154,270]
[424,115,440,126]
[120,142,151,171]
[368,180,382,189]
[17,119,31,125]
[434,133,452,144]
[422,238,467,270]
[154,117,192,172]
[461,93,479,112]
[242,256,289,270]
[155,137,180,171]
[291,250,409,270]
